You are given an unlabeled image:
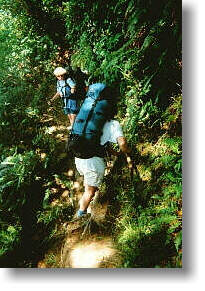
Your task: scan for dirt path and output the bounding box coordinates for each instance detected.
[62,234,120,268]
[37,111,122,268]
[60,202,122,268]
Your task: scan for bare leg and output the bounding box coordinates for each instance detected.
[69,114,76,127]
[79,184,98,212]
[67,114,72,126]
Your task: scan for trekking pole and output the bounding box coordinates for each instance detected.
[127,155,134,181]
[126,151,139,182]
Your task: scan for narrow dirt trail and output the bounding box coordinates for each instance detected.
[60,201,122,268]
[37,109,122,268]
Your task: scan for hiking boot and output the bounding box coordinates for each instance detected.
[77,210,87,218]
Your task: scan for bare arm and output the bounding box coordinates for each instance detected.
[117,136,131,154]
[50,92,61,102]
[117,136,132,168]
[71,86,76,94]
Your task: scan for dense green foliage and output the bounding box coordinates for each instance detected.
[0,0,182,267]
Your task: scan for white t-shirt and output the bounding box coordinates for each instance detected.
[75,120,124,173]
[100,120,124,145]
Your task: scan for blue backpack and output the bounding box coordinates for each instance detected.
[67,83,116,159]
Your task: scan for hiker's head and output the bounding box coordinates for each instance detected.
[99,86,118,101]
[53,67,67,80]
[99,87,118,119]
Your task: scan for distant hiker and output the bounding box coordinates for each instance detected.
[72,67,88,101]
[51,67,78,128]
[67,82,131,217]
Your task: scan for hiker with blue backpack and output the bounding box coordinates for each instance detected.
[66,82,131,218]
[50,67,79,128]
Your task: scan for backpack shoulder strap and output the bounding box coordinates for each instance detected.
[65,79,71,88]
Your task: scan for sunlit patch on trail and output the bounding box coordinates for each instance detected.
[45,125,67,133]
[67,169,74,177]
[45,126,57,134]
[56,133,65,139]
[68,238,117,268]
[72,181,80,189]
[37,260,47,268]
[61,190,69,198]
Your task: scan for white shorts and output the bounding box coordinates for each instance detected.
[75,157,105,187]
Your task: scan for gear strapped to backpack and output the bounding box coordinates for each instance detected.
[66,83,116,159]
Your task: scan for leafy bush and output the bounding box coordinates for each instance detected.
[0,224,22,257]
[114,95,182,267]
[0,151,42,216]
